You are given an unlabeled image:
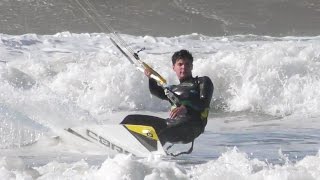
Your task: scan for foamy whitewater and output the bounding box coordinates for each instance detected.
[1,32,320,179]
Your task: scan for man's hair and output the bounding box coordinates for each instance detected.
[171,49,193,65]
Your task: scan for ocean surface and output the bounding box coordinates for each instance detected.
[1,0,320,37]
[1,0,320,180]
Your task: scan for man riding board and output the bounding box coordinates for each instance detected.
[121,49,213,153]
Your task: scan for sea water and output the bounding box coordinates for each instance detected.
[0,32,320,179]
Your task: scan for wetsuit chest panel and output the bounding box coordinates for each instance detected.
[169,79,200,107]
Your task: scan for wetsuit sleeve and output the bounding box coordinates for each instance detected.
[149,78,168,100]
[185,76,214,112]
[199,76,214,108]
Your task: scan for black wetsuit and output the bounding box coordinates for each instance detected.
[121,76,213,144]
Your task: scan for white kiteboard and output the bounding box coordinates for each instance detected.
[64,124,166,157]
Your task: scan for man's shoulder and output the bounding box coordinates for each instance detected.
[197,76,212,84]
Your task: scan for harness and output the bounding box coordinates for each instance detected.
[166,141,194,157]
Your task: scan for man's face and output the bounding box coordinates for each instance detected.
[172,58,193,81]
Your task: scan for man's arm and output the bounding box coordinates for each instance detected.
[199,76,214,108]
[149,78,168,100]
[144,68,168,100]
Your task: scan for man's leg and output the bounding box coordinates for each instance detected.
[120,114,167,135]
[159,121,203,144]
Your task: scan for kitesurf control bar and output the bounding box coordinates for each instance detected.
[110,38,181,106]
[109,38,167,86]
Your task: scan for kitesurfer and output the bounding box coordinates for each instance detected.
[121,49,213,147]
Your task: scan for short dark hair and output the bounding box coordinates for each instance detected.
[171,49,193,65]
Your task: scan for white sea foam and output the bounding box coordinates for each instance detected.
[1,148,320,179]
[1,32,320,179]
[1,33,320,119]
